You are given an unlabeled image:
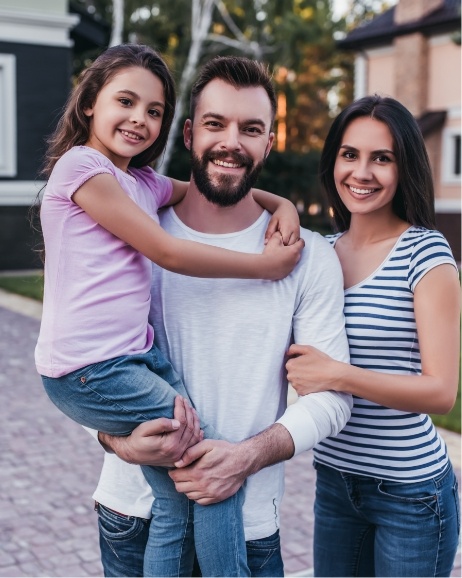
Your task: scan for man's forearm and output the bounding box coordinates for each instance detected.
[239,423,295,476]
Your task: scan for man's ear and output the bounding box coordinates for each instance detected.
[184,119,192,150]
[265,132,275,159]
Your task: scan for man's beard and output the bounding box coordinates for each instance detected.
[190,147,265,208]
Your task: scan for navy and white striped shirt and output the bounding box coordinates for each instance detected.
[313,227,457,482]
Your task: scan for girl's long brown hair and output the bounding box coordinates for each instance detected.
[41,44,176,178]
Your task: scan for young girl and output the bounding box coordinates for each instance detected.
[286,95,460,577]
[35,44,303,577]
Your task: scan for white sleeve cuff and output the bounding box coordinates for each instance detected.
[277,391,352,456]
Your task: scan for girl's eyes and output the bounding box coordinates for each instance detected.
[118,99,161,118]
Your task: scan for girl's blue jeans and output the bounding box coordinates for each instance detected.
[313,460,460,577]
[42,344,249,577]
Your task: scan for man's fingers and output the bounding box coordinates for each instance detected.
[173,395,187,424]
[135,417,180,437]
[173,440,210,468]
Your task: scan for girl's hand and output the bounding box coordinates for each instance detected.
[264,202,300,246]
[286,344,342,395]
[262,233,305,280]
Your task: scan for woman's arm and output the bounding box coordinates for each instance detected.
[252,189,300,245]
[73,173,304,281]
[286,264,460,414]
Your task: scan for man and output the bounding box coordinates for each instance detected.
[93,55,352,577]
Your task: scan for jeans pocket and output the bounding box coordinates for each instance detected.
[97,504,147,541]
[246,531,283,575]
[377,478,439,517]
[72,360,106,384]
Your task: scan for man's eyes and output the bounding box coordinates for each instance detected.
[244,127,264,135]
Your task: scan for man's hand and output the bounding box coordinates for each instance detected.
[168,439,249,505]
[98,396,202,467]
[169,424,295,505]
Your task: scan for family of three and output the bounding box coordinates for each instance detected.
[35,43,460,577]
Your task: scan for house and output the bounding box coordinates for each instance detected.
[337,0,461,261]
[0,0,109,270]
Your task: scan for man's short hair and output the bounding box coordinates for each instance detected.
[190,56,277,126]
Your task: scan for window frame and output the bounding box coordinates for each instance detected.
[0,53,17,177]
[441,125,461,185]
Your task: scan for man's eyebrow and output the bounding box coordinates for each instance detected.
[116,89,165,109]
[201,112,267,128]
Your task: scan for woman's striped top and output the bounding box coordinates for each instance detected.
[313,226,458,482]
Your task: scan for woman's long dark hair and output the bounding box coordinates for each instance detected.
[319,95,436,232]
[41,44,176,178]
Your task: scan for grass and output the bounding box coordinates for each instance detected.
[0,272,460,433]
[0,273,44,301]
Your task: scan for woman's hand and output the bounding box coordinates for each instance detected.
[286,344,343,395]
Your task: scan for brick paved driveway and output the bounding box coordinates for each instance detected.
[0,301,459,577]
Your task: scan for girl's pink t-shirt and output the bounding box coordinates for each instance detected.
[35,146,173,378]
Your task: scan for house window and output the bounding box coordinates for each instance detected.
[454,134,461,176]
[0,54,17,177]
[442,126,462,184]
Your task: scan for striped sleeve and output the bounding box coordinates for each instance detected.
[408,230,457,292]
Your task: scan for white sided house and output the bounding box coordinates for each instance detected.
[0,0,109,270]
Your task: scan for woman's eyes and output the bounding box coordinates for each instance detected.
[340,151,392,163]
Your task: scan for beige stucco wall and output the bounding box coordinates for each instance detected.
[428,35,461,110]
[366,48,396,98]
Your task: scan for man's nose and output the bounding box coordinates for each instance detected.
[220,125,241,151]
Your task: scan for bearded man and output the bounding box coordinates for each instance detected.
[93,55,352,577]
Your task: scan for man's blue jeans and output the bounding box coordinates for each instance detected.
[313,460,460,577]
[97,503,284,577]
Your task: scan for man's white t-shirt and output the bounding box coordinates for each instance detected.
[93,208,352,540]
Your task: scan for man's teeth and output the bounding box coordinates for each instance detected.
[121,130,141,140]
[213,159,242,168]
[349,185,376,195]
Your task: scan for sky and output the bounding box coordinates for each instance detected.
[332,0,398,21]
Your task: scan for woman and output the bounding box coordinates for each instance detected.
[287,95,460,577]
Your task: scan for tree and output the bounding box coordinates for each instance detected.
[109,0,124,46]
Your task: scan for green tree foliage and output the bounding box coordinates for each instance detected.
[68,1,382,227]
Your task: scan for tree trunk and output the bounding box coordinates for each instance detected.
[157,0,216,174]
[109,0,124,47]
